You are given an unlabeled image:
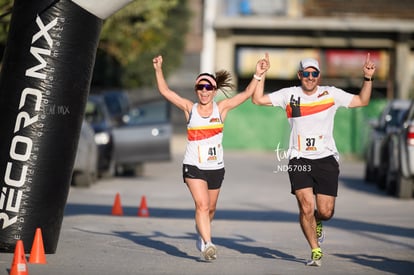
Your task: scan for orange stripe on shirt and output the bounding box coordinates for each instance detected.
[187,124,223,141]
[286,98,335,118]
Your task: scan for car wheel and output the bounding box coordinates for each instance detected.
[117,162,144,177]
[385,156,397,195]
[376,166,387,189]
[134,162,144,177]
[377,144,391,190]
[385,170,396,195]
[364,164,376,182]
[101,158,116,178]
[395,173,414,199]
[72,172,92,188]
[91,170,98,184]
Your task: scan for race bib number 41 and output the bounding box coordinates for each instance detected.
[198,144,223,164]
[298,135,324,152]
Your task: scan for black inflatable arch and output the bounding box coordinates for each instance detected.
[0,0,132,253]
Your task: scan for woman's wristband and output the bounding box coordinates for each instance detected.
[253,74,262,81]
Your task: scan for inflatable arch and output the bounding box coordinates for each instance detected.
[0,0,132,253]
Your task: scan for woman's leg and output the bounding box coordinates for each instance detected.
[186,178,212,244]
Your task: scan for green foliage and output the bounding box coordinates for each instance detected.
[94,0,191,88]
[0,0,12,53]
[0,0,190,89]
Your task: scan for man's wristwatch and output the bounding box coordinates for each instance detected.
[364,76,374,81]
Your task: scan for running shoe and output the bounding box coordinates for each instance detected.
[202,242,217,261]
[195,225,205,252]
[316,220,325,245]
[306,248,323,267]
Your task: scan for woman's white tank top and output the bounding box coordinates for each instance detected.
[183,102,224,170]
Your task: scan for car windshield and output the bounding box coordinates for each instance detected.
[85,101,105,124]
[126,101,170,125]
[103,92,129,117]
[385,108,408,127]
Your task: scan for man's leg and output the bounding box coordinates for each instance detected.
[314,193,335,245]
[315,193,335,220]
[296,188,328,266]
[295,187,318,249]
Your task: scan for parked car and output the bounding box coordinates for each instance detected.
[382,100,414,198]
[72,119,98,187]
[101,90,131,126]
[364,99,411,183]
[85,94,116,177]
[85,93,172,177]
[112,98,172,175]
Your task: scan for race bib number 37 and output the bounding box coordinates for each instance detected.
[198,144,223,164]
[298,135,324,152]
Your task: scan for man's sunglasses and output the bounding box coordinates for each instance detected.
[195,84,215,91]
[301,71,320,78]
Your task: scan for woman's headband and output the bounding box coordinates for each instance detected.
[195,74,217,88]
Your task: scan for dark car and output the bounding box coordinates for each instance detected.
[85,95,116,177]
[364,99,411,183]
[382,100,414,198]
[101,91,131,126]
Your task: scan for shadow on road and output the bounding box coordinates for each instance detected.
[333,253,414,275]
[212,233,304,263]
[65,203,414,244]
[72,226,304,264]
[339,175,389,197]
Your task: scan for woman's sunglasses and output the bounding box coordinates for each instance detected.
[195,84,215,91]
[301,71,320,78]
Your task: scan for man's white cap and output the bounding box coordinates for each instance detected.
[299,58,320,71]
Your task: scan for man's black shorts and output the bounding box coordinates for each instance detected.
[182,164,225,190]
[287,155,339,196]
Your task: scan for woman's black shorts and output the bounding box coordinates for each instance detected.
[287,155,339,196]
[182,164,225,190]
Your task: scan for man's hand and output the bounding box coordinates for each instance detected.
[363,53,376,78]
[256,52,270,76]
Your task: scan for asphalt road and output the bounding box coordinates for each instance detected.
[1,135,414,275]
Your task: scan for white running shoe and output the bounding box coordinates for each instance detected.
[202,242,217,261]
[306,248,323,267]
[306,258,322,267]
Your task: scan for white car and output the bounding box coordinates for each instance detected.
[112,99,172,176]
[72,119,98,187]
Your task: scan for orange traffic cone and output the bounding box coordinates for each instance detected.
[10,240,28,275]
[29,228,47,264]
[138,195,149,217]
[112,193,123,216]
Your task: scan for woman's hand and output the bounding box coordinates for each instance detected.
[256,52,270,77]
[153,55,163,70]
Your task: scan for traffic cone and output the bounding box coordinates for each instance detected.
[112,192,123,216]
[138,195,149,217]
[29,228,47,264]
[10,240,28,275]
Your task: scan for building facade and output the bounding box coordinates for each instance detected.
[201,0,414,99]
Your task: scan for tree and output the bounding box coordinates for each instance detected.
[93,0,190,88]
[0,0,190,89]
[0,0,12,60]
